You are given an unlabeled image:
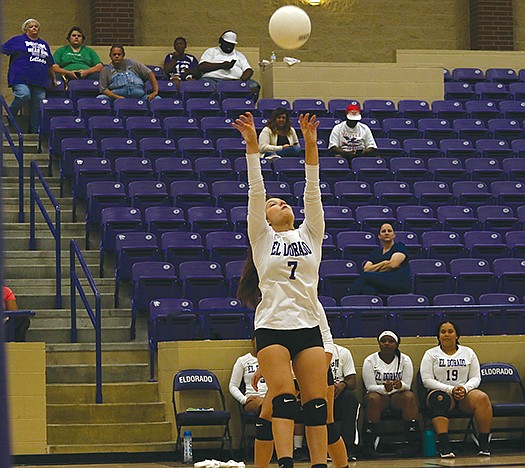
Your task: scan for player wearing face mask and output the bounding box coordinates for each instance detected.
[328,104,377,163]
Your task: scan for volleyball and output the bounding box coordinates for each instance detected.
[268,5,311,50]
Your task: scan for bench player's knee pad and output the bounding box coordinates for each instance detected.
[272,393,299,420]
[302,398,328,426]
[255,417,273,441]
[327,422,340,445]
[426,390,454,418]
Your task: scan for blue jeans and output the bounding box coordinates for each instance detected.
[264,145,303,158]
[10,84,46,133]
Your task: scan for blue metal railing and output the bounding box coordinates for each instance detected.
[29,160,62,308]
[0,96,24,222]
[70,239,103,404]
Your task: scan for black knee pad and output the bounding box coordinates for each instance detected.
[272,393,299,420]
[255,417,273,441]
[426,390,454,418]
[327,422,340,445]
[302,398,328,426]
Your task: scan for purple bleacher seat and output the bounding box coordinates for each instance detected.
[46,78,66,97]
[315,117,343,142]
[444,68,452,81]
[382,118,419,142]
[387,294,429,307]
[452,67,485,84]
[292,98,329,117]
[139,137,177,163]
[180,80,216,101]
[319,259,359,303]
[147,80,179,98]
[431,100,467,120]
[88,116,126,142]
[147,65,167,80]
[453,118,490,140]
[417,119,455,143]
[439,139,477,159]
[215,138,246,163]
[155,158,195,185]
[130,261,180,339]
[114,232,161,307]
[230,205,248,234]
[374,138,404,161]
[321,232,340,260]
[403,138,441,160]
[355,205,396,232]
[76,97,112,120]
[197,297,252,340]
[436,205,480,239]
[336,231,378,267]
[473,84,510,102]
[72,157,113,206]
[479,293,520,305]
[194,157,233,185]
[395,231,424,258]
[477,205,520,235]
[170,180,212,210]
[205,231,248,265]
[161,231,207,273]
[502,158,525,182]
[491,181,525,211]
[256,98,291,118]
[115,157,155,185]
[49,116,87,161]
[397,99,432,120]
[177,137,216,161]
[149,98,186,119]
[493,258,525,296]
[360,117,384,138]
[163,116,201,140]
[341,295,383,307]
[464,231,509,263]
[216,80,253,100]
[422,231,465,263]
[144,206,187,236]
[486,68,519,84]
[397,205,439,237]
[128,180,170,211]
[200,116,238,141]
[506,231,525,258]
[185,98,221,119]
[373,181,415,208]
[187,206,230,235]
[100,206,144,257]
[340,294,388,338]
[444,82,477,102]
[263,180,295,205]
[324,206,357,238]
[516,205,525,226]
[508,83,525,100]
[413,181,453,210]
[475,139,513,162]
[221,98,256,118]
[511,138,525,158]
[465,158,505,185]
[273,157,306,187]
[452,181,492,210]
[60,137,99,195]
[113,98,150,119]
[100,137,139,166]
[212,180,248,211]
[39,97,75,139]
[225,260,245,297]
[409,259,454,301]
[362,99,398,120]
[435,294,485,336]
[487,119,524,143]
[498,100,525,119]
[68,79,101,100]
[428,158,466,186]
[234,156,276,182]
[387,293,436,336]
[179,260,227,305]
[351,157,391,186]
[390,157,430,185]
[125,116,163,140]
[293,181,336,206]
[328,99,360,119]
[319,157,352,187]
[479,294,525,335]
[319,293,347,336]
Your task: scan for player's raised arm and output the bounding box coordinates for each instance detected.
[233,112,259,155]
[298,113,319,166]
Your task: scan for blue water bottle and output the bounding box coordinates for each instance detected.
[183,429,193,463]
[423,427,436,457]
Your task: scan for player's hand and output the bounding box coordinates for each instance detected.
[298,113,319,146]
[334,381,346,399]
[452,386,466,400]
[384,380,394,392]
[251,367,263,391]
[232,112,258,150]
[393,379,402,390]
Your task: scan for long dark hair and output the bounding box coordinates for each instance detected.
[237,246,260,309]
[267,107,292,134]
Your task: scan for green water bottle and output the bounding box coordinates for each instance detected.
[423,427,436,457]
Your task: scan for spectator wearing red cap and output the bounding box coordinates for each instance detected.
[328,104,377,163]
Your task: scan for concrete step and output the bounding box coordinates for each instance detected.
[46,342,149,365]
[29,326,131,344]
[47,402,167,423]
[47,421,173,445]
[47,381,160,404]
[46,362,150,383]
[47,441,175,454]
[5,254,99,279]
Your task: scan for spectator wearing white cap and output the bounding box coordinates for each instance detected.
[361,330,421,459]
[198,30,261,101]
[328,104,377,163]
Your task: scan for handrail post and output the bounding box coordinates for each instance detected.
[95,293,102,404]
[55,207,62,309]
[29,163,36,250]
[70,241,78,343]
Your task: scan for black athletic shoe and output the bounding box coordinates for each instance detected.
[439,441,455,458]
[293,447,309,462]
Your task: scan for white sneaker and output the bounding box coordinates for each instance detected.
[264,153,281,161]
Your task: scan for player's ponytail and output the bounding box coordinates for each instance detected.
[237,247,261,309]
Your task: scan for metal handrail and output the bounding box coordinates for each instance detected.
[0,95,24,222]
[70,239,103,404]
[29,160,62,308]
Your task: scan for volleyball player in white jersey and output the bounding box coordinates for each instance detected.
[233,112,328,468]
[361,330,421,459]
[420,320,492,458]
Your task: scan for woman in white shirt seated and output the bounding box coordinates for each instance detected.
[420,320,492,458]
[361,330,421,459]
[258,107,301,160]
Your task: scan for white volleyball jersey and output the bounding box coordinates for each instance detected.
[420,345,481,394]
[246,153,325,330]
[328,121,377,152]
[330,344,356,383]
[362,352,414,395]
[228,352,267,405]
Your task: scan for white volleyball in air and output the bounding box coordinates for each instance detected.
[269,5,311,50]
